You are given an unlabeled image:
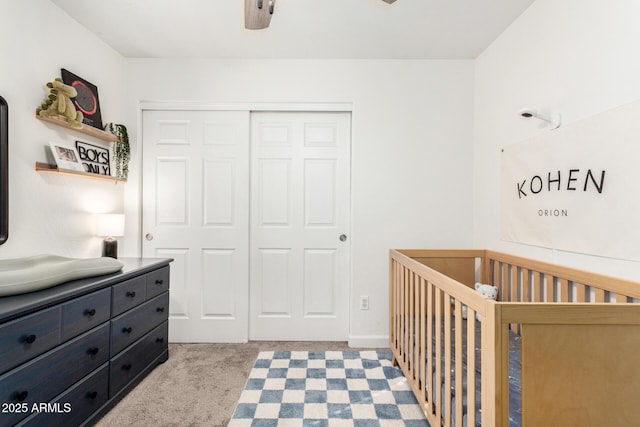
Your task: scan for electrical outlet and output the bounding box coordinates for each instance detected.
[359,295,369,310]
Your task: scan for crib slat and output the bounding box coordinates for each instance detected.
[613,292,631,303]
[397,262,401,349]
[493,260,500,291]
[544,273,554,302]
[397,265,401,348]
[403,266,408,362]
[511,265,518,302]
[454,301,463,427]
[575,282,587,303]
[532,271,542,302]
[409,271,415,376]
[398,263,403,351]
[399,266,407,363]
[414,273,420,380]
[501,263,509,301]
[391,260,395,348]
[500,325,510,425]
[396,263,400,331]
[390,260,395,347]
[399,266,403,359]
[435,288,443,424]
[444,293,452,427]
[594,286,606,302]
[426,280,434,414]
[559,278,569,302]
[414,274,421,382]
[396,265,401,355]
[392,261,398,349]
[420,277,427,403]
[523,268,531,302]
[466,313,476,427]
[510,265,519,333]
[389,260,393,346]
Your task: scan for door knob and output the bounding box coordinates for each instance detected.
[339,234,347,242]
[145,233,154,241]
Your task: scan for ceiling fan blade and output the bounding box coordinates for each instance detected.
[245,0,275,30]
[382,0,398,3]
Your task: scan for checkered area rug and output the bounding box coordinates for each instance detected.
[228,350,430,427]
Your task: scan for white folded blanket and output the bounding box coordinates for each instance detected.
[0,255,123,297]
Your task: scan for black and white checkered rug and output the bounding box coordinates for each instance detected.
[229,350,429,427]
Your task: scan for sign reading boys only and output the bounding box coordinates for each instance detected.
[75,140,111,176]
[501,101,640,261]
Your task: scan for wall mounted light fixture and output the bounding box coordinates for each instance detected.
[519,107,561,129]
[245,0,276,30]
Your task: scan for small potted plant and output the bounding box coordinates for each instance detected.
[105,123,130,179]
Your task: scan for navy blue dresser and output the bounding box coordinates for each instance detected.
[0,258,171,427]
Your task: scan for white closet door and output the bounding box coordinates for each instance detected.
[250,112,351,341]
[142,110,250,342]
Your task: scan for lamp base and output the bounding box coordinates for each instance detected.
[102,238,118,259]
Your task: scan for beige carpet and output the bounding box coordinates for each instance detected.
[94,342,354,427]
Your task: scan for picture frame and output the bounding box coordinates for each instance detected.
[49,141,84,172]
[75,140,111,176]
[61,68,103,130]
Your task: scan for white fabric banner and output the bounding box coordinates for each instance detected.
[501,101,640,261]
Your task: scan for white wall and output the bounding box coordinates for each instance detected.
[474,0,640,279]
[0,0,127,258]
[9,0,637,345]
[123,59,475,345]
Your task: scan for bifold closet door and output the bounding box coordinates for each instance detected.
[249,112,351,341]
[142,110,250,342]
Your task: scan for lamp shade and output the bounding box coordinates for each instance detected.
[97,214,125,237]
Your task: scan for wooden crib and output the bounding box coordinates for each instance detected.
[389,249,640,427]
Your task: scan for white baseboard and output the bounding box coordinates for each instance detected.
[348,334,389,348]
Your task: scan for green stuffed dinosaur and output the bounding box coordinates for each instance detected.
[38,78,84,129]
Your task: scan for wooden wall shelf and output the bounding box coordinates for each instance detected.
[35,111,117,142]
[35,162,126,183]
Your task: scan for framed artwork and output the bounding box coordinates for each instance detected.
[61,68,103,130]
[49,141,84,172]
[75,140,111,176]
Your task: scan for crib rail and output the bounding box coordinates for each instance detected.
[390,248,640,427]
[483,250,640,303]
[389,249,494,427]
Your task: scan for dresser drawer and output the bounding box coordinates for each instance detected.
[110,292,169,356]
[16,363,109,427]
[111,275,146,316]
[110,321,168,398]
[0,306,61,374]
[61,288,110,341]
[0,323,109,427]
[146,266,170,299]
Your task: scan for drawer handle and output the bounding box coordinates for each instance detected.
[24,334,36,344]
[126,291,136,298]
[156,337,164,343]
[84,308,97,317]
[122,327,133,334]
[16,390,28,402]
[86,391,98,400]
[87,347,100,356]
[156,307,165,313]
[122,363,132,371]
[155,279,164,285]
